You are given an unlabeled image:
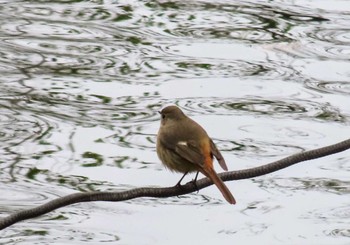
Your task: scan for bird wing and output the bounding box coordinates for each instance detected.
[174,140,205,167]
[158,133,205,166]
[209,139,228,171]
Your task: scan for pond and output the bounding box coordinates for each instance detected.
[0,0,349,244]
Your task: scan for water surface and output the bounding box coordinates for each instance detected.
[0,0,349,244]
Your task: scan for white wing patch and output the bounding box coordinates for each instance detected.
[177,141,188,146]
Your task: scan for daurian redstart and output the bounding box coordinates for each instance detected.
[156,105,236,204]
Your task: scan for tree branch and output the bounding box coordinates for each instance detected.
[1,138,349,230]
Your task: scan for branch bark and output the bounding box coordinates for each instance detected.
[1,138,349,230]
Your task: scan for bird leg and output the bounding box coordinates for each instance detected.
[189,171,200,192]
[175,171,188,187]
[193,171,199,182]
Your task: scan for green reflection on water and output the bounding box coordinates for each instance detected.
[46,214,69,221]
[91,94,112,104]
[23,229,48,236]
[81,151,104,167]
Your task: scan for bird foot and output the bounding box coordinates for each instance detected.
[189,179,199,193]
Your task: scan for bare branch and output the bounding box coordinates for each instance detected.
[0,138,349,230]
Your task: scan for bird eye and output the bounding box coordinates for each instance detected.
[161,114,165,119]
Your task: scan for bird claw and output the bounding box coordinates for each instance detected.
[189,179,199,193]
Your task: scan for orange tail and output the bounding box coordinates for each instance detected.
[201,167,236,204]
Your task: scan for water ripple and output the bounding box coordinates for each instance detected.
[305,81,350,96]
[145,0,327,43]
[325,228,350,238]
[232,138,305,158]
[256,178,350,195]
[0,207,121,243]
[110,130,156,151]
[0,184,47,209]
[177,97,347,123]
[9,93,160,127]
[129,192,226,206]
[313,28,350,46]
[270,40,350,60]
[303,204,350,241]
[0,103,53,148]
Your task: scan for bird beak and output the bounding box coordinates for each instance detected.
[158,111,161,114]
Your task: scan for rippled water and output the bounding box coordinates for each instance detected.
[0,0,349,244]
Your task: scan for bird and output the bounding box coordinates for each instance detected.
[156,105,236,204]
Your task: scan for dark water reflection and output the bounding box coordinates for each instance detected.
[0,0,349,244]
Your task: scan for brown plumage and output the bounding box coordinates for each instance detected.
[156,105,236,204]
